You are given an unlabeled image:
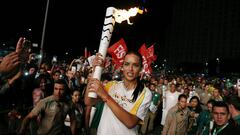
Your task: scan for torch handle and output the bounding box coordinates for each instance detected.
[88,7,116,98]
[88,66,103,98]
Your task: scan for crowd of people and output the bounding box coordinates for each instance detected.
[1,37,240,135]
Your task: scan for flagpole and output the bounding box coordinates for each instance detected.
[39,0,50,68]
[84,47,88,58]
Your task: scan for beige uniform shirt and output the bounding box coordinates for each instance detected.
[31,95,74,135]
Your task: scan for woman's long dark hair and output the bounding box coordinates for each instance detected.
[132,77,144,102]
[124,51,144,102]
[189,96,202,113]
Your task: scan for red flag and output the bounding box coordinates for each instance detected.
[138,43,148,57]
[107,38,128,69]
[138,43,152,74]
[147,44,157,61]
[111,57,123,69]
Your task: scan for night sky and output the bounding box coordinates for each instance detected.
[0,0,240,73]
[0,0,161,57]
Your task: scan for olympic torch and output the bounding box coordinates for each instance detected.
[88,7,116,98]
[88,7,143,98]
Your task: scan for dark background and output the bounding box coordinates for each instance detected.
[0,0,240,74]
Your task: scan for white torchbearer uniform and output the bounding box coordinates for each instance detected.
[97,81,152,135]
[161,91,180,125]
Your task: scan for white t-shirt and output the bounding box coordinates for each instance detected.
[97,81,152,135]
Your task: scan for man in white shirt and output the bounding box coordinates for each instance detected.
[161,83,180,125]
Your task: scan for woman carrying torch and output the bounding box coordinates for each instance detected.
[84,51,152,135]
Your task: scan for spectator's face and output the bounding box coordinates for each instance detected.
[149,84,156,91]
[159,79,164,84]
[87,72,92,80]
[53,72,61,81]
[207,103,213,112]
[213,89,220,97]
[184,88,189,95]
[222,89,229,96]
[204,85,209,92]
[122,54,141,82]
[66,70,75,79]
[178,97,187,109]
[39,79,47,90]
[164,79,168,85]
[177,77,181,83]
[188,85,193,91]
[150,78,156,83]
[53,83,65,100]
[170,84,176,93]
[29,67,36,75]
[72,90,80,103]
[227,104,235,116]
[190,98,198,108]
[39,68,46,74]
[213,107,230,126]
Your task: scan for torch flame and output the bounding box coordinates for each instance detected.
[114,7,143,25]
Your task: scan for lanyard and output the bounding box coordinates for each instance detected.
[212,123,228,135]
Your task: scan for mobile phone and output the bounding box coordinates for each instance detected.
[52,56,57,63]
[77,64,81,71]
[19,39,31,63]
[71,66,76,73]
